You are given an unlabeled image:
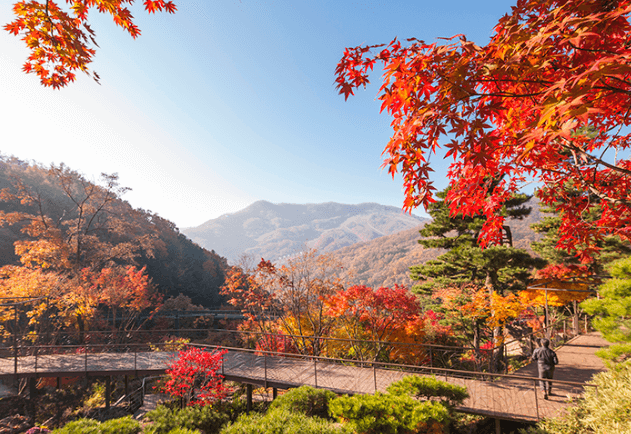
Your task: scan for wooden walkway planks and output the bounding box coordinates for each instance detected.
[0,332,609,422]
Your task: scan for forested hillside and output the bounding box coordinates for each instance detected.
[0,156,228,307]
[330,198,544,289]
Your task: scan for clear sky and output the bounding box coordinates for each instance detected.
[0,1,512,229]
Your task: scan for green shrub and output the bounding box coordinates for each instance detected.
[221,408,349,434]
[521,362,631,434]
[52,418,100,434]
[329,392,450,434]
[99,416,142,434]
[386,375,469,406]
[145,404,230,434]
[166,429,202,434]
[268,386,336,419]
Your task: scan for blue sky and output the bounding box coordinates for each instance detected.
[0,1,511,229]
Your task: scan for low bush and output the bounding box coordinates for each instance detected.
[165,428,202,434]
[268,386,336,419]
[329,392,450,434]
[144,403,230,434]
[386,375,469,406]
[221,408,349,434]
[51,418,100,434]
[98,416,142,434]
[52,416,141,434]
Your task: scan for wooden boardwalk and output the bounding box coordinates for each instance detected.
[0,332,608,422]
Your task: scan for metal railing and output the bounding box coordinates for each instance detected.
[0,312,594,377]
[0,338,598,421]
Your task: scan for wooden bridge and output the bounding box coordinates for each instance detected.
[0,332,608,424]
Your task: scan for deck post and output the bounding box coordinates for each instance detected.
[495,419,501,434]
[29,377,37,418]
[533,379,540,420]
[585,316,588,333]
[105,376,111,410]
[246,384,252,413]
[272,388,277,400]
[373,366,377,393]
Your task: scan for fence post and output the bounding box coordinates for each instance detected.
[134,345,137,371]
[429,348,433,368]
[264,352,268,389]
[85,344,88,372]
[534,379,540,420]
[34,347,38,373]
[314,358,318,388]
[373,365,377,393]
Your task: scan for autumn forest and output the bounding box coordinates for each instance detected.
[3,0,631,433]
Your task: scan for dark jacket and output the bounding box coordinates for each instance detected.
[532,347,558,368]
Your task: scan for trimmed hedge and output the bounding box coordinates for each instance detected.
[144,404,230,434]
[268,386,336,419]
[386,375,469,406]
[329,392,450,434]
[221,408,349,434]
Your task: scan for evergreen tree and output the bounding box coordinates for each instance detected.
[581,256,631,365]
[410,185,544,370]
[531,192,631,275]
[410,187,543,295]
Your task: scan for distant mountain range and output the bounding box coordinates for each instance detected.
[182,201,429,263]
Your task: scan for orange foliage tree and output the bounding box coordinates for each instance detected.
[4,0,176,88]
[335,0,631,259]
[324,284,452,363]
[519,263,596,332]
[0,165,162,343]
[221,250,346,356]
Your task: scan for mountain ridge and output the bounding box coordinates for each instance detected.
[183,201,429,263]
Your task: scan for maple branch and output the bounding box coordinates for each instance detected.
[562,140,631,178]
[566,41,621,56]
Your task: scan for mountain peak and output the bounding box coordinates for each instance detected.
[183,201,428,263]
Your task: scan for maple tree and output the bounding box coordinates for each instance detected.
[0,162,166,342]
[531,192,631,273]
[5,0,177,88]
[221,250,345,356]
[162,346,229,407]
[335,0,631,259]
[324,284,451,363]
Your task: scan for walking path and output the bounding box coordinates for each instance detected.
[513,332,608,383]
[0,332,610,422]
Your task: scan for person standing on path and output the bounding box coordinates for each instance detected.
[531,338,559,399]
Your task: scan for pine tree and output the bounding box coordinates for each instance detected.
[410,187,543,295]
[410,185,544,370]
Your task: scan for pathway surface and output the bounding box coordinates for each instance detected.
[0,332,610,422]
[513,332,608,384]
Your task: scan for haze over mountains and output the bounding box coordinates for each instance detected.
[182,201,429,263]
